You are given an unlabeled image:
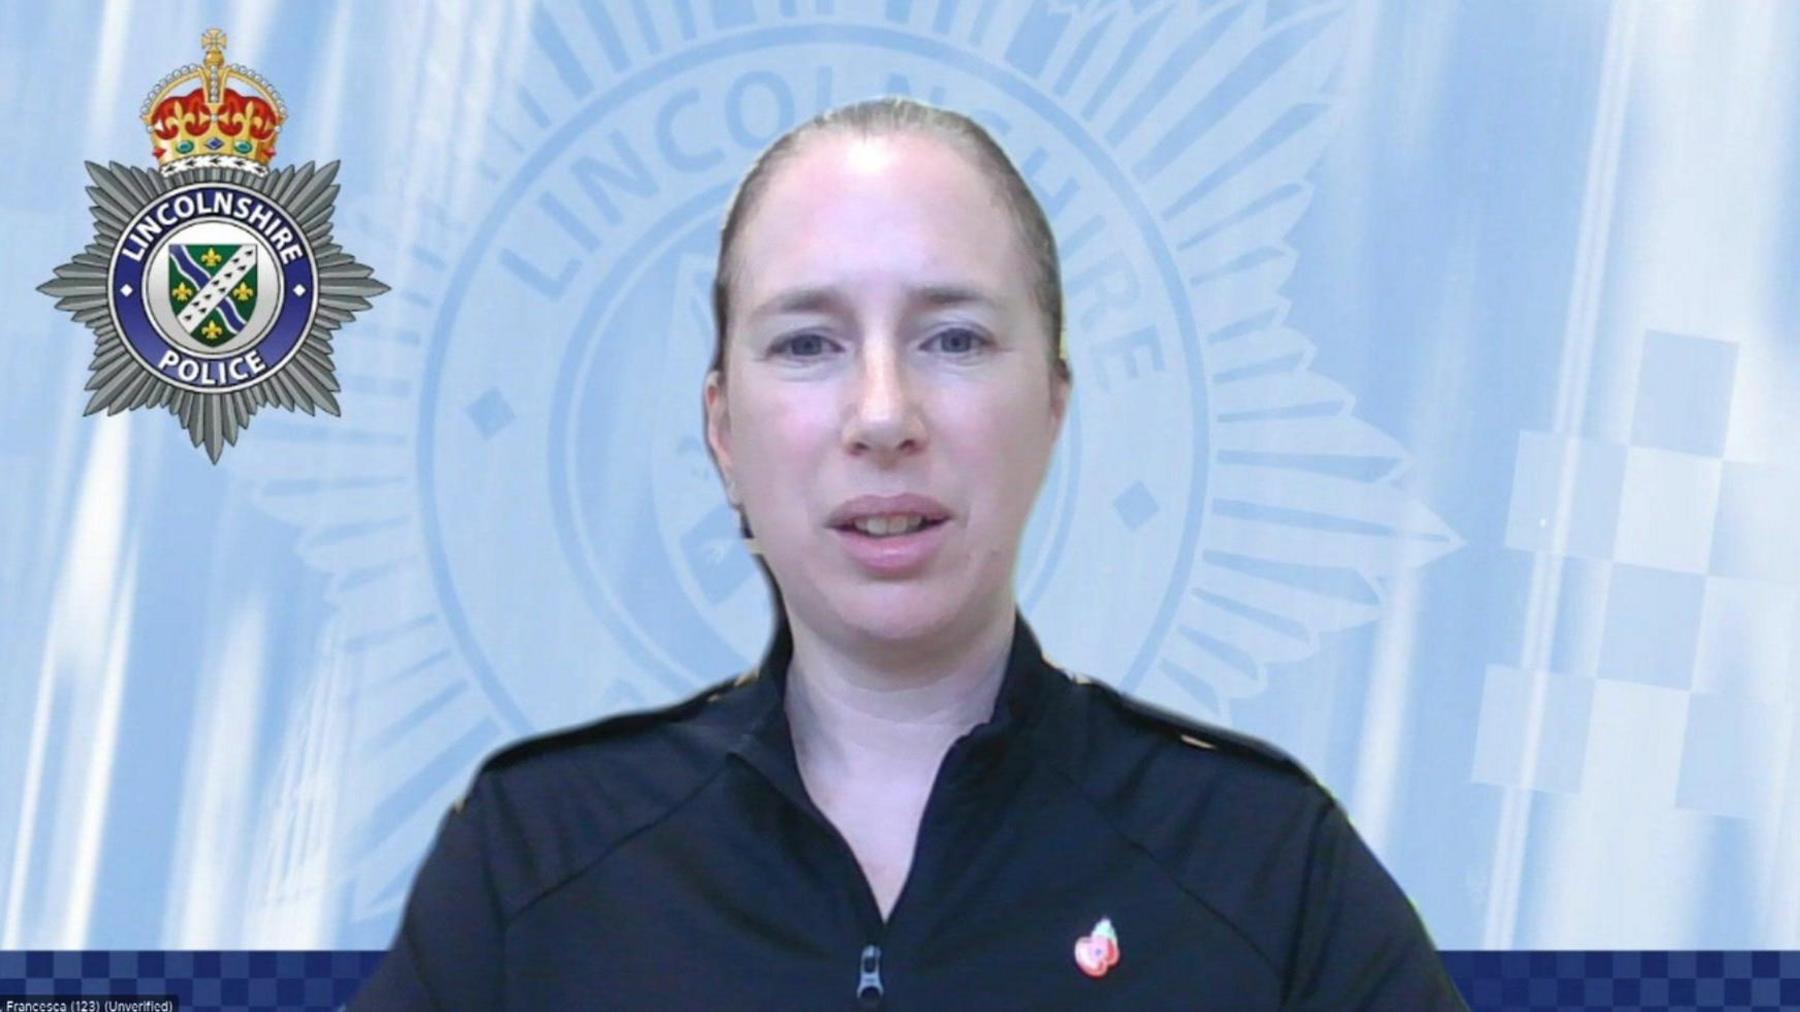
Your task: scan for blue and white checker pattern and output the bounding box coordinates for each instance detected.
[1443,950,1800,1012]
[1481,329,1798,820]
[0,951,380,1011]
[5,950,1800,1010]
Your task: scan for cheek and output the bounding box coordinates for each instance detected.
[938,398,1057,503]
[733,393,832,491]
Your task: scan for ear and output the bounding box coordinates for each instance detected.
[703,369,735,497]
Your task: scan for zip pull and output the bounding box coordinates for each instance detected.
[857,943,884,1007]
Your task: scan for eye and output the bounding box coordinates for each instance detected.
[928,326,990,356]
[772,332,836,359]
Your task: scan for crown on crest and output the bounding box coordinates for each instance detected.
[139,28,286,177]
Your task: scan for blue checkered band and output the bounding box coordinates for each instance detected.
[2,950,1799,1010]
[0,952,380,1010]
[1443,951,1800,1011]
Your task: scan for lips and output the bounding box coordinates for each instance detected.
[831,518,950,576]
[825,493,952,530]
[826,493,953,577]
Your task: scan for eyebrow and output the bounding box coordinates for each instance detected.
[750,283,999,320]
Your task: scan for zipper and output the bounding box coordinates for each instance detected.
[728,752,895,1001]
[730,717,991,1008]
[847,736,980,1009]
[857,944,884,1007]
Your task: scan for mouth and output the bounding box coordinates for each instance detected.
[830,514,951,577]
[832,514,950,538]
[825,493,953,534]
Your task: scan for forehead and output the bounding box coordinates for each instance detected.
[732,132,1028,317]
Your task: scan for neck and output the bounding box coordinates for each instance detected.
[782,599,1016,778]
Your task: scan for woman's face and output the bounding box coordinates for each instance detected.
[705,132,1069,649]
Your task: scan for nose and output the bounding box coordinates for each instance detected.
[843,339,925,459]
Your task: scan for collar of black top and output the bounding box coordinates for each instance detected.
[725,608,1069,801]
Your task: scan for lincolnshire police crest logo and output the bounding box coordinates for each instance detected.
[38,28,386,461]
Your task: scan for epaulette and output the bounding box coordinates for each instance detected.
[1086,677,1318,785]
[446,673,746,812]
[723,666,762,693]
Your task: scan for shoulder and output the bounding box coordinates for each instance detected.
[448,673,751,917]
[1055,680,1462,1007]
[475,673,741,784]
[1060,673,1323,799]
[1050,673,1336,864]
[1048,676,1340,972]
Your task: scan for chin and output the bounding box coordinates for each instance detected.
[832,589,966,644]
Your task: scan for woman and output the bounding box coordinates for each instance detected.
[355,98,1468,1010]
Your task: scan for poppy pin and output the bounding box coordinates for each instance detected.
[1074,916,1120,978]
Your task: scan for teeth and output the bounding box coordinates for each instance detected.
[851,514,928,537]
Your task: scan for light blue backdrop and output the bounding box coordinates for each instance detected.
[3,0,1796,951]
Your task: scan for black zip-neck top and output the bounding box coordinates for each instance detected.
[354,611,1468,1010]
